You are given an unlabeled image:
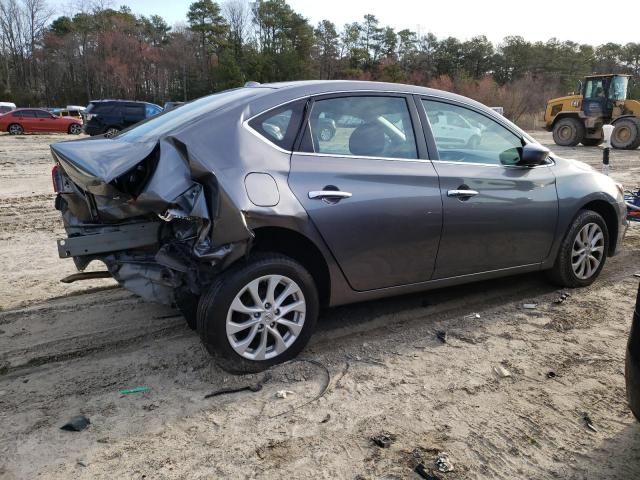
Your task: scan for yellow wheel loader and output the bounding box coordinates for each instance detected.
[544,74,640,149]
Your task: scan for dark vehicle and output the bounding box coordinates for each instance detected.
[163,101,184,111]
[0,108,82,135]
[627,282,640,422]
[83,100,162,137]
[51,81,629,373]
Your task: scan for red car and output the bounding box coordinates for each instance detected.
[0,108,82,135]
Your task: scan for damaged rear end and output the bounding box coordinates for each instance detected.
[51,131,251,305]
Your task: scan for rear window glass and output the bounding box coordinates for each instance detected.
[116,88,259,141]
[248,100,306,151]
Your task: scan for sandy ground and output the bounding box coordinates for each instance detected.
[0,131,639,479]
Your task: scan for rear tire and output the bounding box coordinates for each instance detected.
[197,253,319,374]
[581,137,603,147]
[8,123,23,135]
[174,289,199,330]
[611,118,640,150]
[104,127,120,138]
[546,210,609,288]
[552,117,585,147]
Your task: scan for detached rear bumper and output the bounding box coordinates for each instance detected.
[626,283,640,422]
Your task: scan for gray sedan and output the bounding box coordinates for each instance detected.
[51,81,629,373]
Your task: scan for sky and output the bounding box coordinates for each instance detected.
[114,0,640,46]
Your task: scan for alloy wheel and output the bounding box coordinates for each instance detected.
[9,124,23,135]
[70,124,82,135]
[319,128,332,141]
[571,222,604,279]
[226,274,306,360]
[104,128,119,138]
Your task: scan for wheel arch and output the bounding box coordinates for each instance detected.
[7,122,23,133]
[249,226,331,307]
[611,115,638,126]
[580,199,619,256]
[552,112,582,128]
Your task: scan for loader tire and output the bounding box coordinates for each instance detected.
[552,117,585,147]
[611,118,640,150]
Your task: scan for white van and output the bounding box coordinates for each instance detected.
[0,102,16,114]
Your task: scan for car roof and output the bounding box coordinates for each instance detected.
[12,107,50,112]
[89,99,161,107]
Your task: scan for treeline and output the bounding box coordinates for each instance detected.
[1,0,640,123]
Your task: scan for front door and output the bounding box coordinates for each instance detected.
[420,98,559,279]
[288,94,443,291]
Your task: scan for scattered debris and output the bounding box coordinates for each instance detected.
[119,386,150,395]
[633,273,640,278]
[554,292,571,304]
[142,403,159,411]
[464,312,481,319]
[415,463,440,479]
[371,432,396,448]
[493,365,512,378]
[546,371,557,379]
[522,303,538,310]
[204,383,262,399]
[269,358,332,418]
[61,415,90,432]
[583,413,597,432]
[275,390,295,399]
[435,452,454,472]
[76,460,88,468]
[320,413,331,423]
[435,330,448,344]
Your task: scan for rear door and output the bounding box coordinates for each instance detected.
[419,98,558,279]
[122,104,145,127]
[287,93,443,291]
[18,110,38,132]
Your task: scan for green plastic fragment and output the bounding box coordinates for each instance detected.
[119,387,150,395]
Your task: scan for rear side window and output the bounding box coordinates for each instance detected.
[248,100,306,151]
[20,110,36,118]
[299,96,418,159]
[145,104,162,117]
[124,105,144,116]
[87,103,114,114]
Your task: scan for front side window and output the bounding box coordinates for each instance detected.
[300,96,418,159]
[36,110,53,118]
[248,100,306,151]
[609,76,629,101]
[584,79,605,99]
[19,110,36,118]
[423,100,523,166]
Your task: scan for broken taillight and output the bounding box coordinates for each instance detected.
[52,164,60,192]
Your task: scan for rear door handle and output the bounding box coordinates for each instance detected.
[447,189,479,198]
[308,190,352,200]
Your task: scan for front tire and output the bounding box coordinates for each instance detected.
[552,117,585,147]
[547,210,609,288]
[68,123,82,135]
[197,253,319,374]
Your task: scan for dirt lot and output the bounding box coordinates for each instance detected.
[1,132,639,479]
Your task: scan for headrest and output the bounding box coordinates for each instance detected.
[348,123,385,156]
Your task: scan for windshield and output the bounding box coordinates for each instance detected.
[116,88,260,141]
[609,76,629,101]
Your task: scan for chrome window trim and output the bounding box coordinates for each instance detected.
[432,159,555,169]
[241,88,543,165]
[293,151,433,163]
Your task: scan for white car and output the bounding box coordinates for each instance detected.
[0,101,16,115]
[427,109,482,148]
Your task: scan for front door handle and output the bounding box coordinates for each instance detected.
[447,189,479,198]
[308,190,352,200]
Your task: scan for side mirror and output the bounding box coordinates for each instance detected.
[518,143,550,167]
